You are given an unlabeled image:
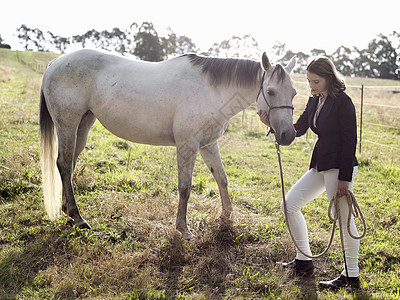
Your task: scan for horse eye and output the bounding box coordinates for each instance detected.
[267,90,275,97]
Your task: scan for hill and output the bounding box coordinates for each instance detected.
[0,49,399,299]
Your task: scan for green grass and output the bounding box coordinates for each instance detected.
[1,49,400,299]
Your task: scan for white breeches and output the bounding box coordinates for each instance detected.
[282,167,359,277]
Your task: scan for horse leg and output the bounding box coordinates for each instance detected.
[57,126,90,229]
[199,141,232,221]
[62,111,97,216]
[176,140,199,239]
[73,111,96,169]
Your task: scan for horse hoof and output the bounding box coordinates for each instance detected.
[176,226,196,240]
[76,221,91,230]
[221,207,232,218]
[66,218,74,227]
[220,214,232,224]
[78,223,91,230]
[182,231,196,240]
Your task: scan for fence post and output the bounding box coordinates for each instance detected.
[359,85,364,153]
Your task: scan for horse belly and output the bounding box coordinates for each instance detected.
[94,108,176,146]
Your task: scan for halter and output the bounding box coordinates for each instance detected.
[256,71,295,125]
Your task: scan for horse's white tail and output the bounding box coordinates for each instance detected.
[39,88,62,219]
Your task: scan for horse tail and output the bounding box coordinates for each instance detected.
[40,88,62,220]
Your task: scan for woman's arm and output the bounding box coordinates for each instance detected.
[294,98,313,137]
[338,95,357,182]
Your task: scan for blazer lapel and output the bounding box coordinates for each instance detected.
[308,96,319,129]
[316,96,334,128]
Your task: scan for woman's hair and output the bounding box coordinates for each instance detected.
[306,57,346,98]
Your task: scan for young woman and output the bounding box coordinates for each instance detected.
[259,57,360,290]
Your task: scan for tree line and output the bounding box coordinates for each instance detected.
[1,23,399,79]
[276,32,399,80]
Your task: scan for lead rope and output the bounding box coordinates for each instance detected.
[329,188,366,277]
[275,141,366,263]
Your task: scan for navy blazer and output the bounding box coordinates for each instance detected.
[294,91,358,182]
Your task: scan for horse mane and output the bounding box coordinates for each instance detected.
[270,64,286,83]
[185,53,261,88]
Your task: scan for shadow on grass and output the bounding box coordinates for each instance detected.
[158,220,237,298]
[0,229,68,299]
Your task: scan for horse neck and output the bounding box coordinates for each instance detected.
[217,71,263,118]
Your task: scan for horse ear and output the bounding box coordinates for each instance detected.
[261,52,271,71]
[285,56,297,73]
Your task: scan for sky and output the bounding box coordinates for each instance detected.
[1,0,399,57]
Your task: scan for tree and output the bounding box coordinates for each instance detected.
[207,34,261,59]
[0,35,11,49]
[272,41,286,60]
[310,48,327,57]
[76,29,101,49]
[175,35,197,55]
[16,25,46,51]
[390,31,400,78]
[366,34,398,79]
[17,25,30,50]
[352,48,372,78]
[72,33,86,48]
[106,27,132,55]
[161,29,177,58]
[295,52,310,74]
[161,28,197,58]
[331,46,354,76]
[47,32,70,53]
[133,22,163,62]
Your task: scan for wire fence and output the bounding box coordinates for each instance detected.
[353,85,400,153]
[16,50,51,73]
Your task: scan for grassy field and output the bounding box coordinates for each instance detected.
[1,49,400,299]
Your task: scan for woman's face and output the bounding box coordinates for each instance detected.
[307,71,328,96]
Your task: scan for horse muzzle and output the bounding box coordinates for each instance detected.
[274,126,296,146]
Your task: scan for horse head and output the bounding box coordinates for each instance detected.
[257,53,297,146]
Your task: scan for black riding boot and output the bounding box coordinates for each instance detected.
[319,275,360,291]
[279,259,314,278]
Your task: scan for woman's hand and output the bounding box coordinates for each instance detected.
[258,110,271,127]
[337,180,349,197]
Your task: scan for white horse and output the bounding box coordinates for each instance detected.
[40,49,296,239]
